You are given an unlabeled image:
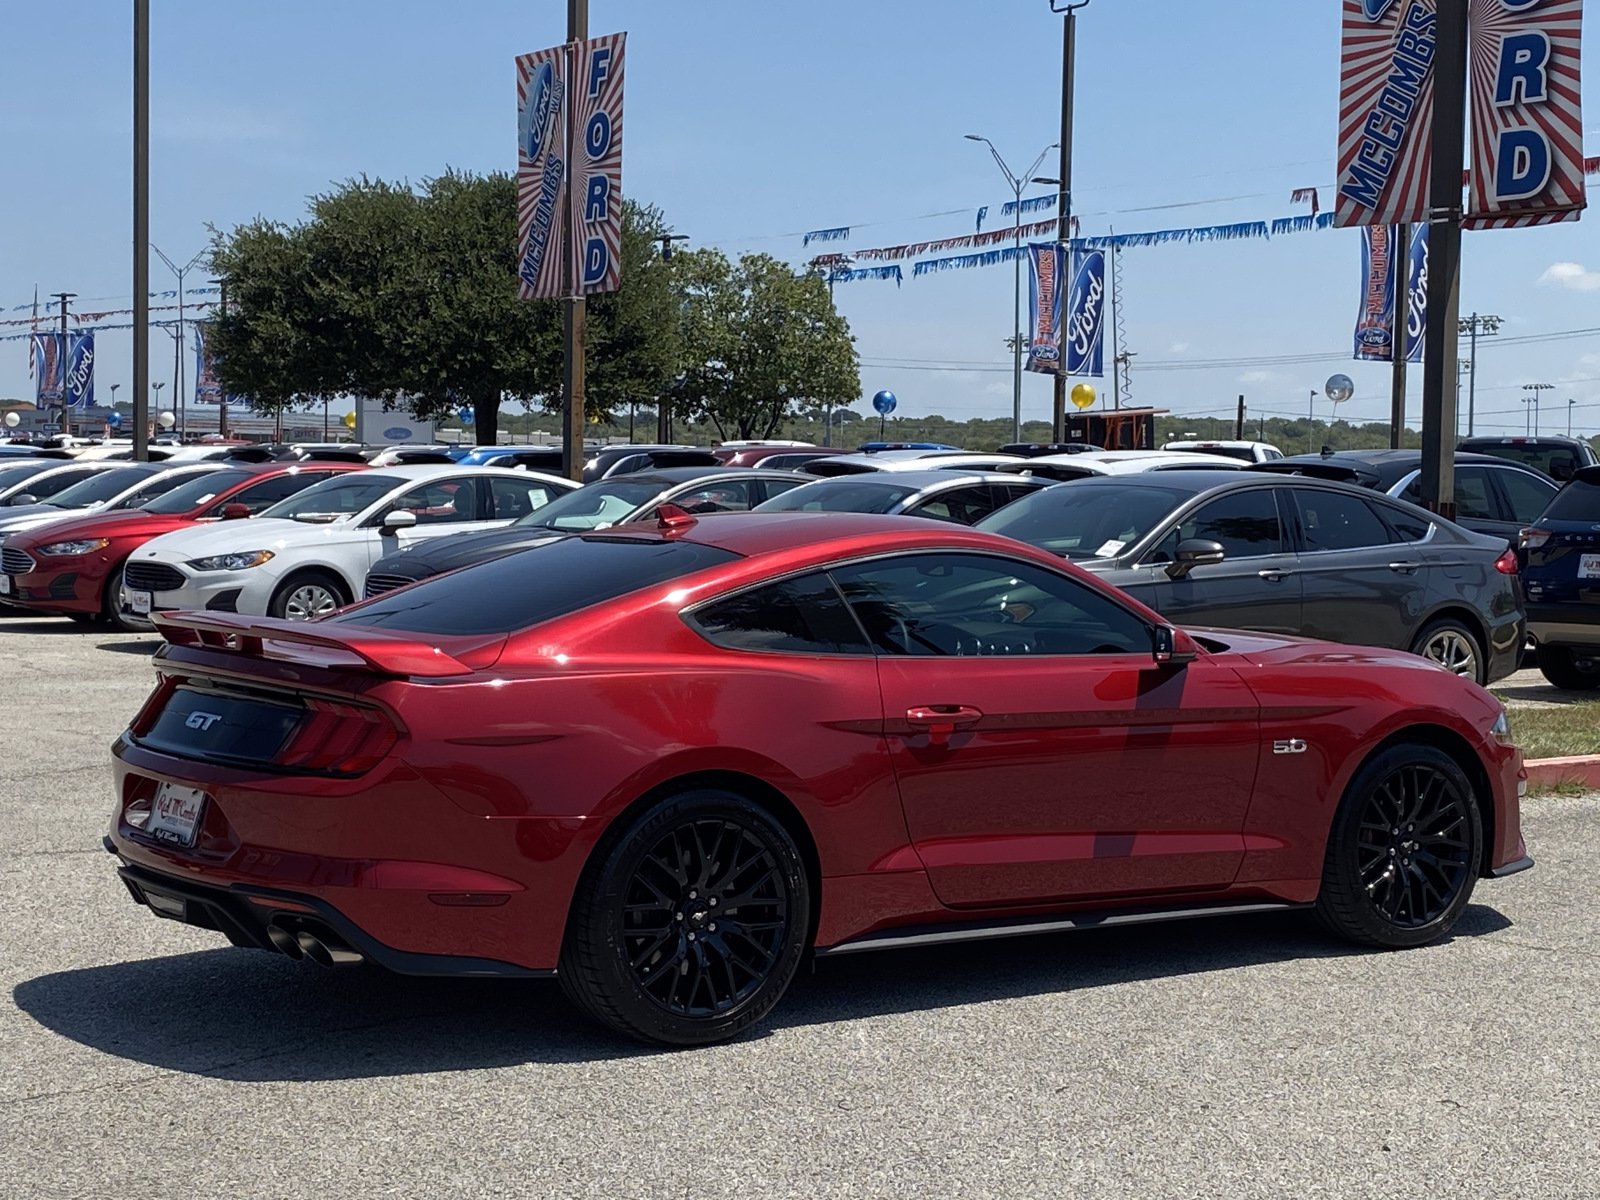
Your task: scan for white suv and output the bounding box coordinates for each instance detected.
[1162,440,1284,464]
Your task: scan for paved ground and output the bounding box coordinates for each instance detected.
[1,616,1597,1199]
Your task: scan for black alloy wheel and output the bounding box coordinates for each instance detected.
[560,790,810,1045]
[1316,743,1482,948]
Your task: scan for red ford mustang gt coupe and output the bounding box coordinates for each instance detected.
[105,511,1532,1045]
[2,462,363,626]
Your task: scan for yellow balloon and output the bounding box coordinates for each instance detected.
[342,410,357,429]
[1071,383,1097,411]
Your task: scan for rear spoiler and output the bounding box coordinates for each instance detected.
[1245,461,1376,486]
[151,610,476,678]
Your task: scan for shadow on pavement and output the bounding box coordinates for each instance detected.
[95,638,160,655]
[12,903,1512,1081]
[1493,681,1598,706]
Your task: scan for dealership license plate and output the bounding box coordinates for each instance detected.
[0,576,10,595]
[1580,554,1600,580]
[147,782,207,847]
[128,589,152,615]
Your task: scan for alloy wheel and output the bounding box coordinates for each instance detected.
[283,583,341,621]
[1355,764,1474,928]
[1420,628,1479,680]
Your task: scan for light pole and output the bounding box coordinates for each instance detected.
[809,252,853,447]
[1522,382,1553,436]
[1570,398,1577,438]
[1457,313,1502,435]
[151,245,208,442]
[1048,0,1091,440]
[110,383,120,415]
[965,133,1057,443]
[1455,359,1470,439]
[151,381,166,439]
[1307,388,1318,453]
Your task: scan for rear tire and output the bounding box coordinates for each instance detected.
[1536,644,1600,691]
[268,571,348,622]
[558,789,810,1046]
[1316,743,1482,949]
[1410,618,1485,685]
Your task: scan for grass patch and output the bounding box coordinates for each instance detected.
[1499,701,1600,761]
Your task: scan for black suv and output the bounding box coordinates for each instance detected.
[1458,435,1599,483]
[1518,465,1600,689]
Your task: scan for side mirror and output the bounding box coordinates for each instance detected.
[9,494,37,506]
[1165,538,1226,580]
[220,503,251,521]
[380,509,418,536]
[1152,624,1199,667]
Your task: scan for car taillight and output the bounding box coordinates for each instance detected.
[279,699,399,774]
[1494,547,1520,575]
[1519,527,1551,550]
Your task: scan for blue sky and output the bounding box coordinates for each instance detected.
[0,0,1595,438]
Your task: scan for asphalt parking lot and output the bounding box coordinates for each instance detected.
[1,617,1596,1199]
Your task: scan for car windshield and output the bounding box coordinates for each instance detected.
[45,467,154,508]
[756,480,920,514]
[258,474,402,522]
[515,480,667,530]
[1542,478,1600,522]
[977,482,1195,559]
[332,536,739,636]
[141,469,257,514]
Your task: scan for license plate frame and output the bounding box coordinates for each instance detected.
[128,589,152,615]
[1580,554,1600,581]
[147,782,208,848]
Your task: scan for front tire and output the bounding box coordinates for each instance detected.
[1536,644,1600,691]
[1411,618,1485,685]
[1316,743,1482,949]
[559,790,811,1046]
[268,571,348,622]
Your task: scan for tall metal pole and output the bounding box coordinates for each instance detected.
[1570,398,1576,438]
[1307,389,1317,454]
[1052,1,1085,441]
[1108,241,1120,410]
[1418,0,1468,520]
[561,0,588,480]
[1010,187,1023,443]
[217,278,230,439]
[1390,223,1408,448]
[52,293,75,437]
[133,0,149,462]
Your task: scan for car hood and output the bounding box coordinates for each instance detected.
[0,505,99,535]
[2,508,192,549]
[371,525,564,580]
[133,516,362,561]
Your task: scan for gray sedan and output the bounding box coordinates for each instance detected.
[753,470,1050,524]
[977,469,1525,684]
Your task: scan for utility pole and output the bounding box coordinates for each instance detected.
[1235,394,1246,441]
[1390,222,1408,449]
[1418,0,1468,520]
[1456,359,1471,440]
[217,278,229,439]
[133,0,150,462]
[561,0,589,481]
[1569,398,1576,438]
[1049,0,1090,440]
[1307,388,1318,454]
[1457,312,1502,436]
[51,293,75,437]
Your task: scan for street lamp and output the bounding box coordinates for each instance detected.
[151,381,166,437]
[1307,388,1319,453]
[1457,313,1502,435]
[1522,382,1553,436]
[1570,398,1577,438]
[965,133,1058,443]
[653,232,690,261]
[151,244,208,441]
[1048,0,1092,439]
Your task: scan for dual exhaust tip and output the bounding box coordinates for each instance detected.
[266,921,363,967]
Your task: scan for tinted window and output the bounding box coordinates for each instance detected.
[111,470,213,510]
[1465,442,1583,478]
[829,554,1149,657]
[518,480,668,529]
[1295,490,1393,552]
[143,468,257,514]
[756,480,920,514]
[906,485,1007,525]
[1544,479,1600,522]
[385,478,479,525]
[690,572,870,655]
[757,477,808,502]
[1496,470,1557,524]
[1373,501,1432,543]
[9,467,96,500]
[1401,469,1496,520]
[1147,488,1283,563]
[47,467,155,507]
[487,474,563,520]
[333,537,739,636]
[260,474,403,521]
[662,480,753,515]
[0,462,63,491]
[977,483,1194,560]
[217,471,339,515]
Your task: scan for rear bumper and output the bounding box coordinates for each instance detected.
[1526,607,1600,649]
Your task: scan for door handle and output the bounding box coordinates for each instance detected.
[1257,569,1289,582]
[905,705,983,745]
[1388,561,1420,574]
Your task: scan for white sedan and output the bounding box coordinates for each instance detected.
[119,465,576,624]
[996,449,1248,481]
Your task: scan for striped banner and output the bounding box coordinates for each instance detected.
[1465,0,1585,229]
[515,43,567,300]
[1335,0,1438,228]
[30,332,64,405]
[572,33,625,294]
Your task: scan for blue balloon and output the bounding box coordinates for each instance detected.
[459,407,476,425]
[107,412,123,428]
[872,390,898,416]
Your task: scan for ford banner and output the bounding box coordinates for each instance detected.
[1024,242,1064,375]
[1353,225,1398,362]
[64,332,93,410]
[31,332,64,406]
[1335,0,1437,228]
[516,46,567,300]
[1065,248,1106,378]
[1403,223,1428,363]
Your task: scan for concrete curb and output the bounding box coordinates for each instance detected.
[1526,755,1600,790]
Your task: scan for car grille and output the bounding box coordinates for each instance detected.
[363,573,415,599]
[124,561,187,593]
[1,547,35,575]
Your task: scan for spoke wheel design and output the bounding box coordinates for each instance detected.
[1354,764,1473,928]
[282,582,341,621]
[621,818,789,1018]
[1419,628,1479,680]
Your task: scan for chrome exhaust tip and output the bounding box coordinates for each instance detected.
[266,923,304,959]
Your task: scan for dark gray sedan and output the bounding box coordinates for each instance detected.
[977,470,1525,684]
[752,470,1049,524]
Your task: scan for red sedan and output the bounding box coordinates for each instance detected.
[105,512,1531,1045]
[2,462,362,626]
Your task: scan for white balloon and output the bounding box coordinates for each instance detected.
[157,411,177,429]
[3,412,19,428]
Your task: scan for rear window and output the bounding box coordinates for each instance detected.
[1543,479,1600,522]
[1465,442,1583,479]
[330,536,740,636]
[756,480,919,514]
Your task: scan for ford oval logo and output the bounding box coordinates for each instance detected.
[520,61,557,161]
[383,427,414,440]
[1357,328,1390,348]
[1361,0,1398,20]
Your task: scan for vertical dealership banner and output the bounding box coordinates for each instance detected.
[1065,248,1106,378]
[1024,242,1064,375]
[1465,0,1585,228]
[1335,0,1438,228]
[30,332,64,405]
[516,32,625,301]
[1404,222,1429,362]
[194,323,223,404]
[64,332,93,409]
[1354,225,1399,361]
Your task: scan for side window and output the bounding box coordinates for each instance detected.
[488,475,560,520]
[828,553,1150,658]
[389,479,478,525]
[1372,500,1432,544]
[908,486,998,525]
[1146,489,1283,564]
[671,480,753,514]
[688,572,871,655]
[1495,469,1557,524]
[1453,468,1497,521]
[28,470,93,500]
[1294,490,1393,552]
[215,472,330,516]
[993,483,1043,508]
[756,477,807,504]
